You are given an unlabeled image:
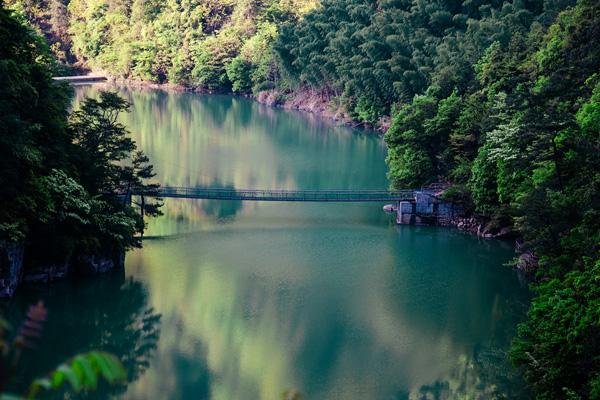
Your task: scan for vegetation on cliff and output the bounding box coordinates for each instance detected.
[383,1,600,397]
[2,0,600,397]
[0,4,160,275]
[6,0,318,88]
[279,0,599,394]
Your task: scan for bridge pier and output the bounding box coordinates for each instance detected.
[396,201,417,224]
[394,191,460,225]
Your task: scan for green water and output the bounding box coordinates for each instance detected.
[5,87,529,399]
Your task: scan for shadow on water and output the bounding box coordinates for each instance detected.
[199,181,244,222]
[408,347,530,399]
[385,227,530,399]
[201,198,244,222]
[0,271,161,399]
[66,86,531,399]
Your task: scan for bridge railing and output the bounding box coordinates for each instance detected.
[134,187,416,202]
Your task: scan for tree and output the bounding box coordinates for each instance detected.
[70,92,136,194]
[68,91,162,249]
[0,4,71,242]
[123,151,163,221]
[0,4,161,296]
[510,260,600,399]
[226,57,253,93]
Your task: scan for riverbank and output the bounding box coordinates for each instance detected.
[442,215,537,274]
[255,88,391,132]
[103,76,390,132]
[0,244,124,298]
[86,79,535,274]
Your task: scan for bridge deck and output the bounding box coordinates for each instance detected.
[53,75,107,84]
[139,187,416,202]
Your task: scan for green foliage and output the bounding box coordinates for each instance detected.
[0,302,126,399]
[1,277,161,397]
[385,145,435,189]
[439,185,474,212]
[354,97,382,125]
[385,90,462,187]
[382,0,600,396]
[191,32,241,89]
[276,0,568,121]
[5,0,77,68]
[0,5,161,272]
[26,351,125,399]
[468,143,499,215]
[68,92,162,251]
[2,0,600,397]
[391,5,600,395]
[510,259,600,399]
[23,0,317,90]
[0,4,71,242]
[70,92,136,193]
[226,56,253,93]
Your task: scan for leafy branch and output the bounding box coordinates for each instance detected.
[0,302,125,399]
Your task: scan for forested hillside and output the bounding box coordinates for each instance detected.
[3,0,600,397]
[276,0,574,123]
[0,5,160,284]
[7,0,318,88]
[280,3,599,396]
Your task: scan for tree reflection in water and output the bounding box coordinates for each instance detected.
[408,351,526,399]
[1,271,161,399]
[408,295,530,400]
[200,182,244,222]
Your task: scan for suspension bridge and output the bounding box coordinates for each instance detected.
[132,187,422,202]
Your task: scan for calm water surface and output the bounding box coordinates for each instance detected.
[5,87,529,399]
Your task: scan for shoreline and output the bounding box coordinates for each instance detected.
[89,76,535,274]
[102,76,389,133]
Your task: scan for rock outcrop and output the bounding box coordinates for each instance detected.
[0,242,25,298]
[0,243,124,297]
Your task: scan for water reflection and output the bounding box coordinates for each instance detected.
[68,86,528,399]
[74,86,388,193]
[197,182,244,221]
[412,347,526,399]
[2,273,161,399]
[123,225,528,399]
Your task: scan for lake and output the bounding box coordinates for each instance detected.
[4,87,529,399]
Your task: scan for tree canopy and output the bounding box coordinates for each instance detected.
[2,0,600,397]
[0,4,161,272]
[14,0,318,90]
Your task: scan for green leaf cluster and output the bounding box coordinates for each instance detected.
[0,301,128,399]
[0,6,161,273]
[53,0,317,91]
[275,0,565,123]
[26,351,126,399]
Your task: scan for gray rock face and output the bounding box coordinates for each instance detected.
[23,258,71,283]
[0,243,125,297]
[517,251,539,274]
[0,242,25,298]
[74,251,125,275]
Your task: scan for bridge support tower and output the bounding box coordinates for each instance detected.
[396,201,416,224]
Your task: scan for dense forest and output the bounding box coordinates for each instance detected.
[6,0,318,88]
[279,2,600,397]
[2,0,599,398]
[0,4,161,287]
